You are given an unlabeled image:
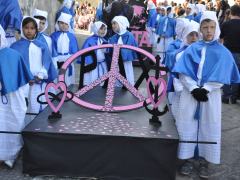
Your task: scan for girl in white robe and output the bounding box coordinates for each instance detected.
[81,21,108,85]
[11,17,57,119]
[171,21,199,119]
[109,16,138,86]
[0,25,33,168]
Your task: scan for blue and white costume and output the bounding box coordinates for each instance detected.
[0,0,23,46]
[194,4,206,23]
[173,11,240,164]
[81,22,108,85]
[0,26,33,167]
[109,16,138,85]
[55,0,75,33]
[171,21,199,119]
[185,4,195,21]
[154,7,176,62]
[11,17,57,116]
[51,12,79,86]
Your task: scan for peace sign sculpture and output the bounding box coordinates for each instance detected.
[56,44,166,112]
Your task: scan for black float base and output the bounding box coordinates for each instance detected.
[22,87,179,180]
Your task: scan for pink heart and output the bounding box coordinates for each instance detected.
[147,76,167,108]
[45,82,67,113]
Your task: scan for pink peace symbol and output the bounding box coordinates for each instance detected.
[58,44,165,112]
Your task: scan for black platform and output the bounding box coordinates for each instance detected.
[22,87,179,180]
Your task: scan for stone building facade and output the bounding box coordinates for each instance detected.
[18,0,61,33]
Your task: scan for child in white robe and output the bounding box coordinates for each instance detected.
[81,21,108,85]
[109,16,138,86]
[173,11,240,178]
[11,17,57,118]
[33,9,53,55]
[0,25,33,168]
[171,21,199,119]
[51,12,79,86]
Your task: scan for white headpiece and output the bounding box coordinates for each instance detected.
[20,16,39,40]
[186,4,195,15]
[175,18,190,40]
[200,11,220,41]
[182,20,199,45]
[0,25,8,49]
[55,12,72,31]
[112,16,129,35]
[91,21,107,37]
[32,9,48,32]
[195,4,206,14]
[32,9,48,19]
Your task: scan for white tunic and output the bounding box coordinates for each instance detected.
[28,43,48,117]
[175,46,223,164]
[117,36,135,86]
[42,34,53,55]
[171,51,184,119]
[84,38,108,86]
[0,84,29,161]
[54,32,75,86]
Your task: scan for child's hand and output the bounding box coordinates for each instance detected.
[29,80,35,86]
[34,76,43,83]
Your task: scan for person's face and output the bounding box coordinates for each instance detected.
[38,19,46,32]
[112,21,120,33]
[124,0,129,3]
[186,31,199,44]
[161,9,166,16]
[185,7,191,15]
[235,0,240,5]
[58,21,69,32]
[23,21,37,40]
[98,26,107,37]
[200,20,216,41]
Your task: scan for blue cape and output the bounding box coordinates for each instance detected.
[185,15,195,21]
[0,0,22,30]
[78,34,107,64]
[172,40,240,85]
[10,38,57,82]
[194,12,202,23]
[156,16,176,37]
[148,13,161,28]
[0,48,33,95]
[51,31,79,57]
[37,33,58,57]
[147,9,157,27]
[109,31,138,62]
[164,42,186,71]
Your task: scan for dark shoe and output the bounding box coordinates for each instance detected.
[230,98,237,104]
[180,160,194,176]
[199,159,209,179]
[222,98,229,104]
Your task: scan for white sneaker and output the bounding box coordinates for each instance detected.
[4,160,14,168]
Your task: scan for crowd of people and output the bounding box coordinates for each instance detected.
[74,1,96,30]
[0,0,240,179]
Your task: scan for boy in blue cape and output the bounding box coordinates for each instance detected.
[173,11,240,178]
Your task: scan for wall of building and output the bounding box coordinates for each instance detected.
[18,0,61,33]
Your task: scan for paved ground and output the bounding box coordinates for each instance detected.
[1,66,240,180]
